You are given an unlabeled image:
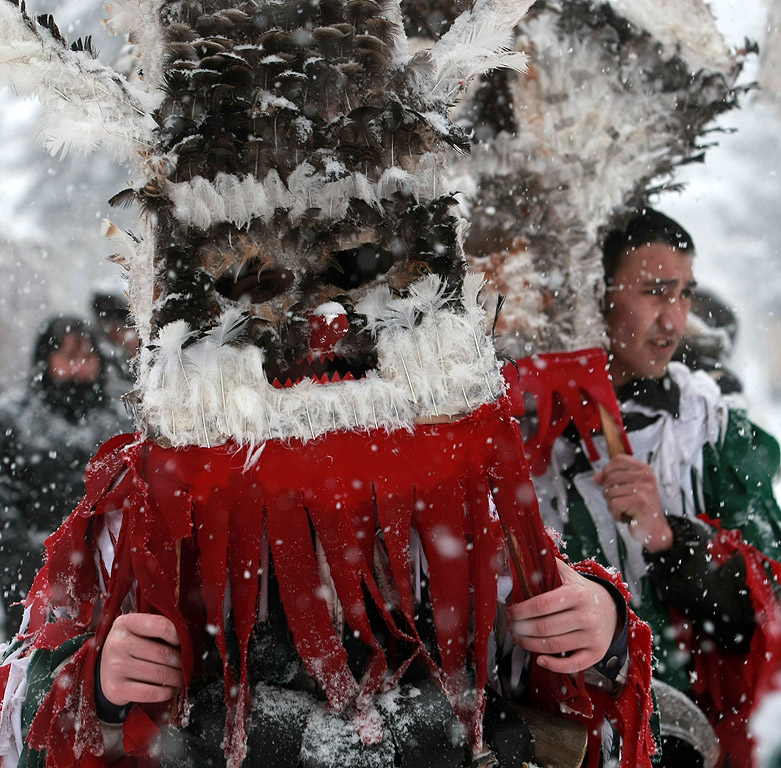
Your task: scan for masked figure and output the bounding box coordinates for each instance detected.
[0,0,656,765]
[454,2,781,766]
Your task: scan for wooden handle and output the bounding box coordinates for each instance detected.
[597,402,627,459]
[512,704,588,768]
[501,524,533,601]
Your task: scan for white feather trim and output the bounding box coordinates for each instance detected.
[139,276,504,446]
[167,161,451,229]
[0,1,156,161]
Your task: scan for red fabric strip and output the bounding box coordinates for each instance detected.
[570,558,657,768]
[503,349,631,475]
[464,475,504,748]
[412,481,471,719]
[689,518,781,768]
[265,488,359,712]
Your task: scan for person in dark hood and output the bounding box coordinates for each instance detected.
[0,316,130,636]
[90,290,139,403]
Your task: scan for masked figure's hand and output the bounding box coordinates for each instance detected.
[506,560,619,673]
[99,613,184,707]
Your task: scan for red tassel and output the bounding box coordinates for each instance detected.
[464,476,504,748]
[569,559,657,768]
[503,349,631,475]
[123,707,161,756]
[266,488,359,711]
[687,518,781,768]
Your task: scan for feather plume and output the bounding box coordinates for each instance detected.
[101,218,140,267]
[0,0,156,160]
[461,271,486,311]
[425,0,535,98]
[151,320,198,386]
[354,284,396,332]
[407,273,451,315]
[460,1,746,354]
[180,310,250,446]
[386,296,420,331]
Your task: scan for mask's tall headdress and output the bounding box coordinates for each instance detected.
[459,0,747,356]
[1,0,536,447]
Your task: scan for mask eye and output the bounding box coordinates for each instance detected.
[216,267,295,305]
[325,244,394,290]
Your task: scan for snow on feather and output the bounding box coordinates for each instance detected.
[0,0,156,161]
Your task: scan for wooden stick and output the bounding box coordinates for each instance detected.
[597,402,627,459]
[501,524,534,601]
[598,402,636,523]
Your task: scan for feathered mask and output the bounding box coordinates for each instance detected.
[458,0,747,355]
[0,0,539,446]
[0,0,579,765]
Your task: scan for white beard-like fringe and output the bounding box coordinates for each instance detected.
[138,279,504,448]
[0,1,156,161]
[167,155,446,231]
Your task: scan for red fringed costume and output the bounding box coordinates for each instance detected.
[504,349,781,766]
[4,399,655,767]
[685,520,781,767]
[503,348,631,477]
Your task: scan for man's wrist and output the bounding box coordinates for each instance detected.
[580,574,628,680]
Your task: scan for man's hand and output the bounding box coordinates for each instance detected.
[506,560,619,673]
[99,614,183,707]
[594,454,673,553]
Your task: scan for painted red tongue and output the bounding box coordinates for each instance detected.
[308,310,349,353]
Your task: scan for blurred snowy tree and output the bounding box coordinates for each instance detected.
[0,0,134,389]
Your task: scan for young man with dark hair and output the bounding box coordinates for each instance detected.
[536,208,781,767]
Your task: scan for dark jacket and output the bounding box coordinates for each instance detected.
[0,318,133,635]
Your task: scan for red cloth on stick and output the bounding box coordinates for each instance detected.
[503,348,631,475]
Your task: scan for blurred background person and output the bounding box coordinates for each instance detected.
[673,287,743,396]
[91,289,139,404]
[0,316,132,636]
